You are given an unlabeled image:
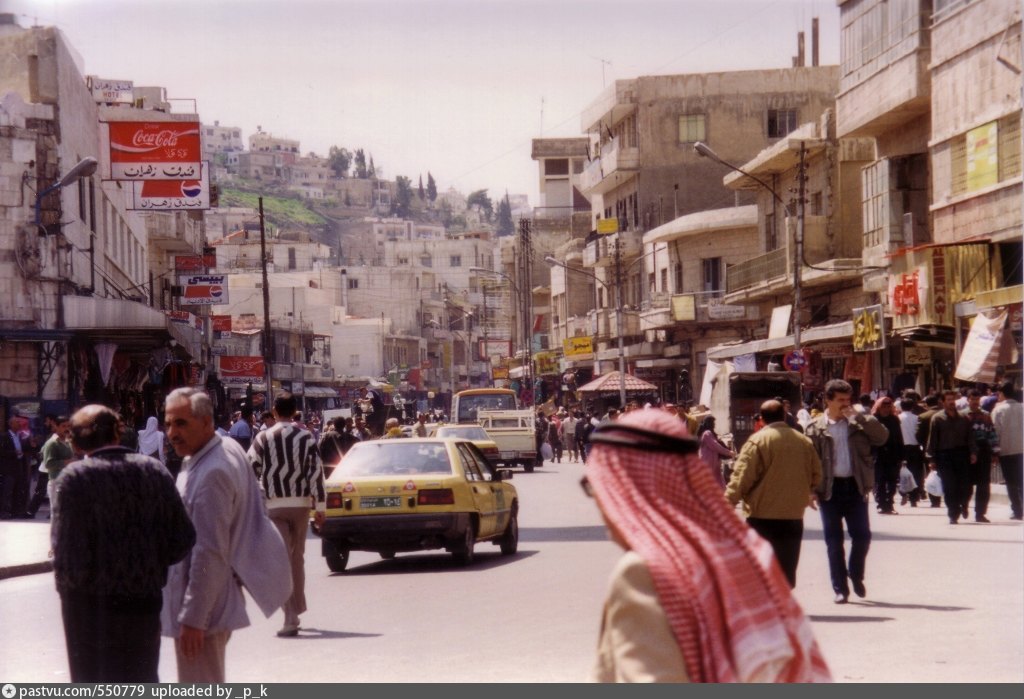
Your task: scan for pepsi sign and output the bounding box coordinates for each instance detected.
[179,275,228,306]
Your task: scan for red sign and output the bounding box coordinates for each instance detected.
[131,161,210,210]
[219,356,265,384]
[784,350,807,371]
[212,316,232,332]
[106,120,202,180]
[179,275,228,306]
[891,271,920,316]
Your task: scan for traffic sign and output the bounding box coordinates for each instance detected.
[784,350,807,371]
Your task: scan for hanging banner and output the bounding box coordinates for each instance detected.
[130,161,210,210]
[105,120,202,180]
[219,356,266,385]
[954,309,1008,383]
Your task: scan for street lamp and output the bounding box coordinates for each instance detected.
[33,156,99,230]
[694,140,803,350]
[544,254,628,408]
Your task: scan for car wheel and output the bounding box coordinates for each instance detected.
[324,541,350,573]
[451,520,477,566]
[379,551,396,560]
[499,508,519,556]
[524,463,535,473]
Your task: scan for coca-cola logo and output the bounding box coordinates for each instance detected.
[132,129,181,148]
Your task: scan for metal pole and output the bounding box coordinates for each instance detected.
[794,142,805,351]
[259,197,274,402]
[615,243,626,407]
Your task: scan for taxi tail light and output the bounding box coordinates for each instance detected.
[417,489,455,506]
[326,492,344,509]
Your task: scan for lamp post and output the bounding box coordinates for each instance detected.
[33,157,99,229]
[694,141,803,351]
[545,254,628,408]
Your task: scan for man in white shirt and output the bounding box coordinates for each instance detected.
[898,398,923,506]
[991,381,1022,521]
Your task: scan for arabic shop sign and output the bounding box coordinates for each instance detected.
[218,356,266,384]
[105,120,202,180]
[563,336,593,357]
[179,275,228,306]
[130,161,210,210]
[852,304,885,352]
[88,76,134,105]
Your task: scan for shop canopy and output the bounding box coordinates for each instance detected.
[576,371,658,394]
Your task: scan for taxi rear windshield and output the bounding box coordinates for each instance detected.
[333,443,454,478]
[435,426,489,441]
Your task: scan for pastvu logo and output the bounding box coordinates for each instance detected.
[3,683,17,698]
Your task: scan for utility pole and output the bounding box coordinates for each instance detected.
[519,218,534,404]
[614,241,626,408]
[794,142,806,351]
[482,284,490,386]
[259,196,274,402]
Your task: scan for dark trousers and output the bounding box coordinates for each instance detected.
[27,471,49,515]
[903,445,925,504]
[873,458,900,511]
[819,477,871,596]
[0,456,28,517]
[60,591,163,682]
[964,449,992,517]
[1000,453,1023,518]
[936,448,971,522]
[746,517,803,588]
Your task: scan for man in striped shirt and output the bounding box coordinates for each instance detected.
[247,392,326,638]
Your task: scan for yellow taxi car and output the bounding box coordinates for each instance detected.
[315,437,519,572]
[429,424,500,467]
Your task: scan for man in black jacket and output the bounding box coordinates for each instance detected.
[53,405,195,681]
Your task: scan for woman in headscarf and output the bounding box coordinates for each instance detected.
[585,409,831,683]
[696,415,736,487]
[137,416,165,465]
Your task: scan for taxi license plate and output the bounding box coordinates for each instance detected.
[360,496,401,509]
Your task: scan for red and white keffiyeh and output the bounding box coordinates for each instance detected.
[587,409,832,683]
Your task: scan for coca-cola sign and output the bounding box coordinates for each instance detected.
[105,120,202,180]
[219,356,266,384]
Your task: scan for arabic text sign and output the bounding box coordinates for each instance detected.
[106,121,202,180]
[219,356,266,384]
[179,274,228,306]
[131,161,210,210]
[88,76,134,105]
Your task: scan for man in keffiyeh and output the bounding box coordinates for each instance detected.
[585,408,832,683]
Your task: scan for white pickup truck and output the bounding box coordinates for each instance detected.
[477,409,538,472]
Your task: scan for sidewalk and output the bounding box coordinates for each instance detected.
[0,485,1014,581]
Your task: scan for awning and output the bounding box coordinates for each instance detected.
[706,321,854,360]
[303,386,339,398]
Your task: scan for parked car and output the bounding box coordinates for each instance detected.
[429,424,500,466]
[314,438,519,572]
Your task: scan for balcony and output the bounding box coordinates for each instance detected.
[578,137,640,195]
[583,232,643,268]
[532,207,592,236]
[640,290,758,331]
[588,307,640,338]
[726,247,790,294]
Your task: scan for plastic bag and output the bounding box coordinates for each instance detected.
[541,441,553,461]
[924,470,943,497]
[898,464,917,494]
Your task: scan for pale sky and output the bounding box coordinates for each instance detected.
[5,0,840,206]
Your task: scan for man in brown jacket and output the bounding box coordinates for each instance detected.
[725,400,822,589]
[805,380,890,604]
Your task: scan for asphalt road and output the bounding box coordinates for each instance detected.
[0,456,1021,683]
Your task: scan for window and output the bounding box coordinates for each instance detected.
[648,272,656,295]
[702,257,722,292]
[660,268,668,292]
[765,211,778,251]
[347,278,359,290]
[545,159,569,176]
[450,255,462,268]
[673,262,683,292]
[89,179,96,232]
[287,247,296,270]
[678,114,706,143]
[811,191,823,216]
[767,109,798,138]
[349,354,360,367]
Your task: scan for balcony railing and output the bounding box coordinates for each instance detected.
[583,232,643,268]
[726,247,789,293]
[143,213,202,252]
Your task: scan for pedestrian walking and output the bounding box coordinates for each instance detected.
[697,415,736,488]
[228,408,253,451]
[991,381,1023,520]
[724,401,821,588]
[27,415,73,518]
[562,411,580,462]
[162,387,292,683]
[137,416,166,465]
[53,405,194,682]
[0,416,29,519]
[925,390,978,525]
[897,399,924,507]
[870,397,904,515]
[963,389,997,523]
[915,393,942,503]
[805,379,889,604]
[548,412,564,463]
[248,391,326,638]
[584,409,831,682]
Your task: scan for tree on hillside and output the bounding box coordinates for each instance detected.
[426,172,437,203]
[328,146,351,177]
[467,189,493,221]
[393,176,413,218]
[418,175,425,200]
[368,155,376,178]
[354,149,367,179]
[439,198,454,228]
[496,193,514,236]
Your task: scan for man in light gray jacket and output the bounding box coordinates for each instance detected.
[991,381,1023,521]
[162,387,291,683]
